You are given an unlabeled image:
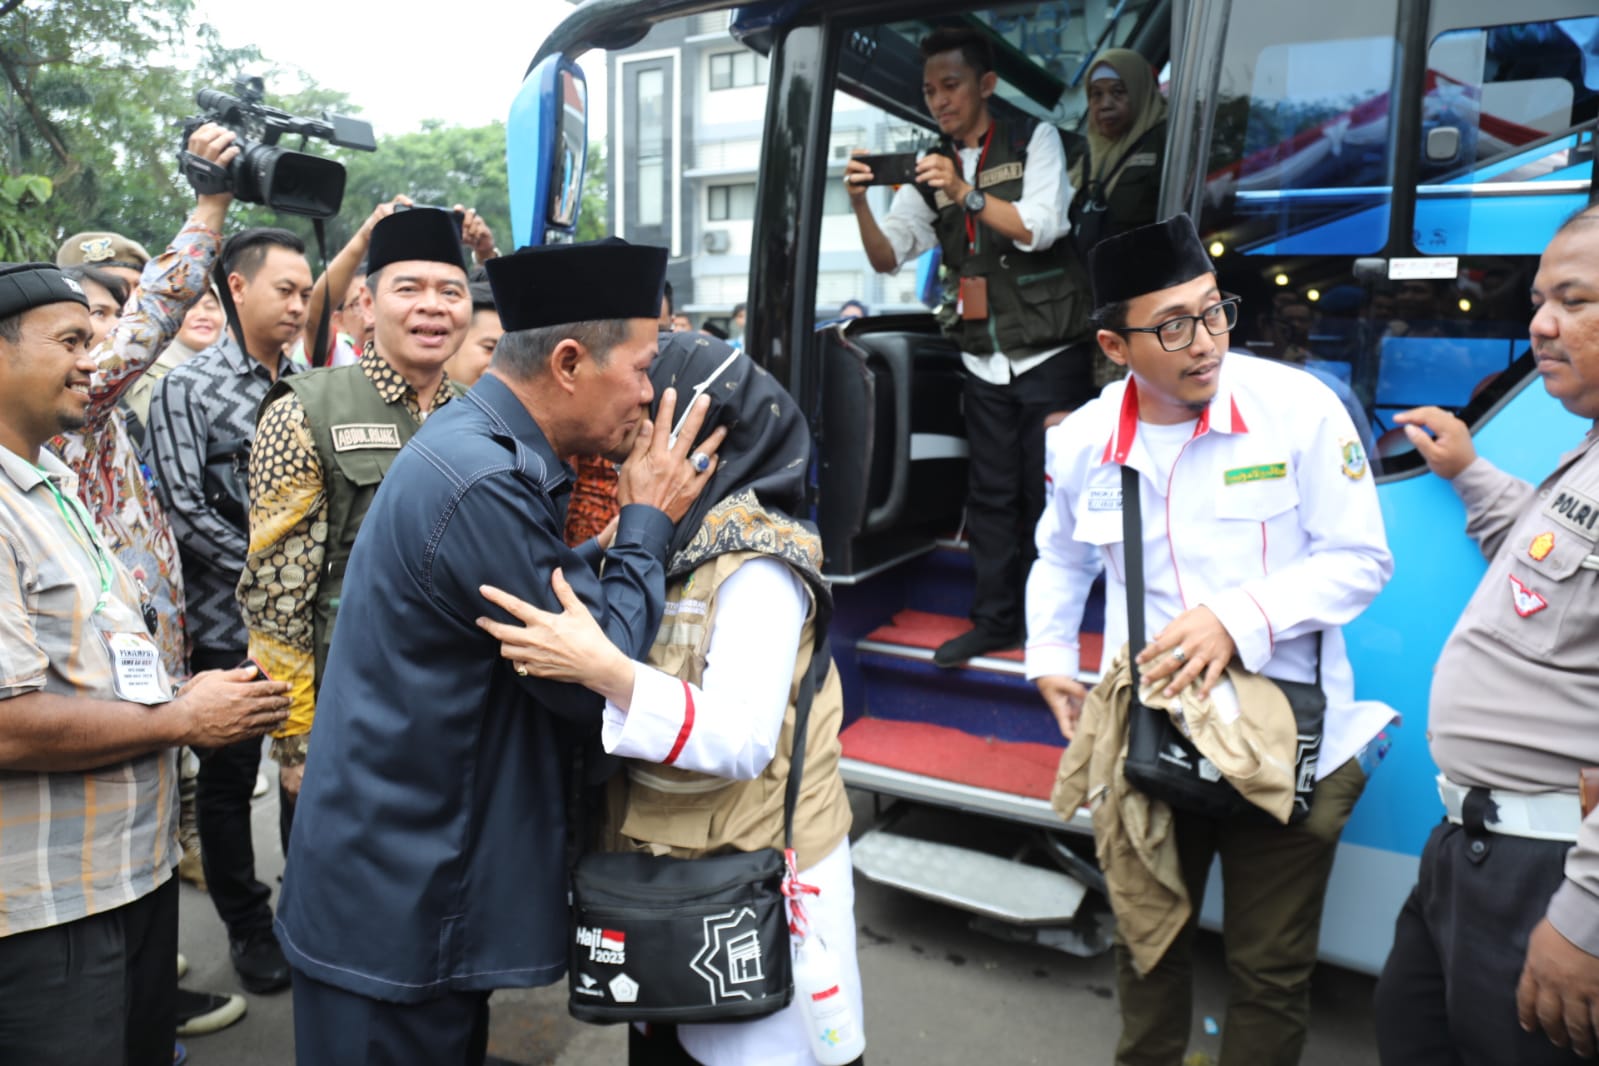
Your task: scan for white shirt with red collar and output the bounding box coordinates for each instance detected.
[1025,351,1396,778]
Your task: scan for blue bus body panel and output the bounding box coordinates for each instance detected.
[1340,375,1587,857]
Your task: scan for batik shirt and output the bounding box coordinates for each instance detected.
[49,218,221,679]
[146,335,298,654]
[238,344,454,762]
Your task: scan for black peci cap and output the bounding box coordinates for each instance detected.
[484,238,667,332]
[366,208,469,276]
[0,262,92,321]
[1088,213,1215,311]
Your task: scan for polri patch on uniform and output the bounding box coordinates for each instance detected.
[1086,486,1122,512]
[331,423,403,452]
[1544,487,1599,538]
[1529,532,1555,562]
[1223,462,1287,486]
[1339,439,1367,480]
[1125,152,1157,169]
[1508,573,1548,618]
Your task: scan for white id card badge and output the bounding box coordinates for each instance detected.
[95,620,174,705]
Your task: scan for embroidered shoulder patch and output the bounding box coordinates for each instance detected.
[1224,463,1287,486]
[1340,439,1367,480]
[331,423,403,452]
[1545,487,1599,538]
[1508,573,1548,618]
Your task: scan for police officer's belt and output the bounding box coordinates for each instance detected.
[1437,774,1580,842]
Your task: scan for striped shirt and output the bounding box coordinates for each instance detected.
[0,444,178,936]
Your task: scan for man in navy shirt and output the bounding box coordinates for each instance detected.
[276,239,726,1064]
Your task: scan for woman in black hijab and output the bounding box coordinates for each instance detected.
[478,332,863,1066]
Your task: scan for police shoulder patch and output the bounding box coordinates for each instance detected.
[1339,438,1367,481]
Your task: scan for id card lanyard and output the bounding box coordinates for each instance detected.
[36,466,113,613]
[962,124,996,256]
[35,466,172,704]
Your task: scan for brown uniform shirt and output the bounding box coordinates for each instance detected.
[1429,429,1599,951]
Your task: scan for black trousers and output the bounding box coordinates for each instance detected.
[292,969,490,1065]
[1375,814,1585,1065]
[962,343,1095,636]
[192,645,275,943]
[0,876,178,1066]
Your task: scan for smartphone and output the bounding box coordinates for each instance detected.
[852,151,922,186]
[395,202,467,233]
[233,657,272,681]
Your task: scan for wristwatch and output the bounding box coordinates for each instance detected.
[963,187,987,214]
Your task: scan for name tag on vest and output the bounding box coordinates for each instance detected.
[331,423,403,452]
[1546,487,1599,537]
[1124,152,1157,169]
[978,161,1024,188]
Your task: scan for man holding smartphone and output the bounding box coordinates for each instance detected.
[846,25,1095,666]
[237,207,473,848]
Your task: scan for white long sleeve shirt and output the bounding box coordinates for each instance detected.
[604,556,863,1066]
[877,120,1073,384]
[1025,353,1396,777]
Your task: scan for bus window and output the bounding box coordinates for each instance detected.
[1198,0,1400,445]
[1416,16,1599,256]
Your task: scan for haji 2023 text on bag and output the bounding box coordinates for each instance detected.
[566,638,831,1024]
[1115,464,1324,823]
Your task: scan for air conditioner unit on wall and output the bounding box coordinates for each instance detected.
[703,230,731,253]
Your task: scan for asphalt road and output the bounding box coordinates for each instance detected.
[176,765,1380,1065]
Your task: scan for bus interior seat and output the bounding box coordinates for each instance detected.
[817,314,967,579]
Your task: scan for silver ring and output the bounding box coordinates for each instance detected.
[689,452,711,474]
[1170,647,1187,664]
[514,663,529,677]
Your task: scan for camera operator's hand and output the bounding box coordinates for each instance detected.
[456,205,499,264]
[844,151,874,203]
[915,152,971,202]
[356,195,414,246]
[187,123,241,230]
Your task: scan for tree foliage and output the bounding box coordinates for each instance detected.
[0,0,519,267]
[577,141,608,242]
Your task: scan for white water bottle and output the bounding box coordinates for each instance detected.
[792,934,865,1065]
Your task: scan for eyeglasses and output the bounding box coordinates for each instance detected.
[1119,295,1241,352]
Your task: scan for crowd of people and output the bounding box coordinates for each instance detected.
[1,23,1598,1066]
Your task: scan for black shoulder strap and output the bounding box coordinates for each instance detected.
[781,628,830,852]
[1121,464,1146,694]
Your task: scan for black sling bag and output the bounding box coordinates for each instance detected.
[567,634,831,1024]
[1117,464,1324,823]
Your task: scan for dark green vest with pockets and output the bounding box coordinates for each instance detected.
[259,365,422,690]
[920,116,1093,359]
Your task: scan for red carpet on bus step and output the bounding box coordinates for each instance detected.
[864,609,1104,672]
[839,718,1062,801]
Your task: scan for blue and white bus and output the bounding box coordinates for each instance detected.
[510,0,1598,975]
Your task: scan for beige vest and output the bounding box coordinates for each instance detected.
[608,549,852,871]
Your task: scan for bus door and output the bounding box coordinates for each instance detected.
[803,1,1167,582]
[1169,0,1596,973]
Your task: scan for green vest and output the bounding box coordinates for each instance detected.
[921,116,1093,358]
[259,364,424,689]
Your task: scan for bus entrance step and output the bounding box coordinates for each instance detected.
[850,829,1087,926]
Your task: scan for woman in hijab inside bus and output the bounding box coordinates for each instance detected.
[1068,48,1169,260]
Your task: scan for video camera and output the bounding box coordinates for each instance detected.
[180,76,377,219]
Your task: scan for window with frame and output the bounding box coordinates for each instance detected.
[708,50,767,90]
[635,67,666,227]
[708,182,757,221]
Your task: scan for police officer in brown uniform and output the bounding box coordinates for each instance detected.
[1375,206,1599,1063]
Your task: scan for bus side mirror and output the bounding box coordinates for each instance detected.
[508,56,589,248]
